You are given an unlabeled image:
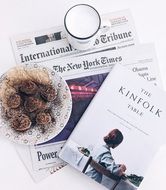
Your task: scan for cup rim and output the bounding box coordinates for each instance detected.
[64,4,101,40]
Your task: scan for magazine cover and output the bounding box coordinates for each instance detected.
[59,64,166,190]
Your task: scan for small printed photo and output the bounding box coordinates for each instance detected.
[35,31,65,45]
[83,129,143,190]
[39,73,107,145]
[61,126,144,190]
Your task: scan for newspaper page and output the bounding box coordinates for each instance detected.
[15,44,162,182]
[11,9,139,65]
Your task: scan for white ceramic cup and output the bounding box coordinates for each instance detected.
[64,4,110,50]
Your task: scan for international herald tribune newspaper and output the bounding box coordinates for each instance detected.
[10,10,161,182]
[11,9,138,64]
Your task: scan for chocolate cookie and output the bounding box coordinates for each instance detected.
[19,80,38,95]
[7,94,21,109]
[40,85,57,102]
[24,97,46,113]
[11,114,31,132]
[36,112,52,125]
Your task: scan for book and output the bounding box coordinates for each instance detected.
[59,64,166,190]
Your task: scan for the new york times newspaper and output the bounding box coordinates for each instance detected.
[11,10,160,182]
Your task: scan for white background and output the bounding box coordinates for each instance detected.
[0,0,166,189]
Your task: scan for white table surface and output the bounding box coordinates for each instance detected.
[0,0,166,189]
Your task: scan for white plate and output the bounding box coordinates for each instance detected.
[0,63,72,145]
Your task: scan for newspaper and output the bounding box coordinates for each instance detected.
[14,43,162,182]
[11,9,141,182]
[11,9,138,64]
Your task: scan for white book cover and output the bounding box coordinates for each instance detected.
[59,64,166,190]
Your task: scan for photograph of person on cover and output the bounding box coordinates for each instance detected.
[72,127,143,190]
[85,129,126,183]
[61,126,142,189]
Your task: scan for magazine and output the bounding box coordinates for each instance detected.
[10,9,138,65]
[59,64,166,190]
[15,44,162,182]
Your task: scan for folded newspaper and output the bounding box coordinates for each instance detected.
[11,9,138,64]
[10,10,161,182]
